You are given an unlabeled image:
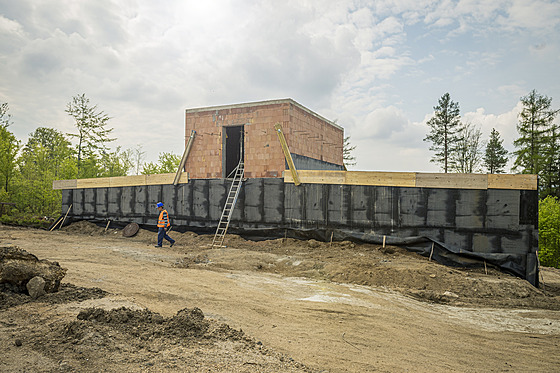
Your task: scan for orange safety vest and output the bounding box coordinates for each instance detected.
[157,209,171,228]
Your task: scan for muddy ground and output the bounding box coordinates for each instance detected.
[1,221,560,372]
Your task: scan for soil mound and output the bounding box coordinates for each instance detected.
[0,280,310,372]
[0,245,66,294]
[0,283,107,310]
[75,306,246,343]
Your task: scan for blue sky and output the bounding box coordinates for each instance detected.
[1,0,559,173]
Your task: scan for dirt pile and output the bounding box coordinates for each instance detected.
[0,245,67,294]
[0,283,311,373]
[74,306,247,342]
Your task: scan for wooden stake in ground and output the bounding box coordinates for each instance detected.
[429,242,434,261]
[105,220,111,232]
[536,250,545,291]
[59,204,72,229]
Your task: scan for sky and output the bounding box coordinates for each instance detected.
[1,0,559,173]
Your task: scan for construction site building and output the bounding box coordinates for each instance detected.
[184,99,344,179]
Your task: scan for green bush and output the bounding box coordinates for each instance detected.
[0,213,53,229]
[539,195,560,268]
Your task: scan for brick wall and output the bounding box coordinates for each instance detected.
[284,104,344,165]
[185,99,344,179]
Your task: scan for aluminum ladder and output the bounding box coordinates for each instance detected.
[211,161,244,248]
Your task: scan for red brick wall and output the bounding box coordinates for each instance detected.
[184,100,343,179]
[284,104,344,165]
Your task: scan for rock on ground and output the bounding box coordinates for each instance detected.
[0,246,66,294]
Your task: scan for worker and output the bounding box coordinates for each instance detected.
[155,202,175,248]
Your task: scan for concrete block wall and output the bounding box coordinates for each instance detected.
[62,179,537,256]
[184,99,344,179]
[61,178,537,283]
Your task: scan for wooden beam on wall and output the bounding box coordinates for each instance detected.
[52,173,189,190]
[52,179,77,190]
[415,173,488,190]
[275,122,301,186]
[174,130,196,186]
[284,170,537,190]
[487,174,538,190]
[346,171,416,187]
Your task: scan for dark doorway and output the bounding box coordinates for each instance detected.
[223,125,244,178]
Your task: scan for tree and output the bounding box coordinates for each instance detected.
[16,127,76,215]
[0,103,19,193]
[66,94,115,177]
[0,102,13,128]
[541,122,560,198]
[133,144,146,175]
[423,93,462,173]
[98,146,134,177]
[0,126,19,193]
[513,90,559,174]
[484,128,508,173]
[142,152,181,175]
[23,127,75,178]
[513,90,560,197]
[452,122,483,173]
[539,196,560,268]
[343,136,356,167]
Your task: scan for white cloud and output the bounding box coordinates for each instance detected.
[462,104,522,151]
[0,0,559,173]
[502,0,560,31]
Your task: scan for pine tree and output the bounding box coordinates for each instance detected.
[484,128,508,173]
[513,90,560,197]
[423,93,462,173]
[513,90,559,174]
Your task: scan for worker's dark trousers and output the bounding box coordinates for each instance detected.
[157,227,175,246]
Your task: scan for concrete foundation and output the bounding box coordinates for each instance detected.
[61,177,538,284]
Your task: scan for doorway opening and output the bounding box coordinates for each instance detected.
[223,125,244,178]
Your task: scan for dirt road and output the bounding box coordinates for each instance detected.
[2,223,560,372]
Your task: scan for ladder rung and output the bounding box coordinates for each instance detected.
[212,161,245,248]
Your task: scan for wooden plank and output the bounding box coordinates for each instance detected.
[52,179,77,190]
[345,171,416,187]
[77,177,111,189]
[110,175,147,187]
[275,123,301,186]
[174,130,196,185]
[285,170,345,184]
[53,173,189,190]
[176,172,189,184]
[488,174,537,190]
[146,173,185,185]
[284,170,416,187]
[415,173,488,189]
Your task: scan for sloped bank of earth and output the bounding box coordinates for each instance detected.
[167,231,560,311]
[62,221,560,310]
